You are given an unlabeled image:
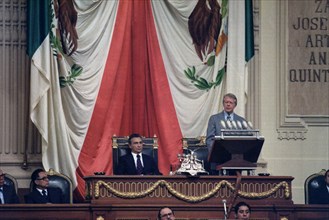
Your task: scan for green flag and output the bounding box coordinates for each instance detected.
[27,0,51,57]
[245,0,254,62]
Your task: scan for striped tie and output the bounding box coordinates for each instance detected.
[0,188,3,204]
[136,154,143,175]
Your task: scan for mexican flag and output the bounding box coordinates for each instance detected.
[28,0,253,201]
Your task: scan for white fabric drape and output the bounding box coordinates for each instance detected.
[30,0,118,187]
[226,0,247,116]
[152,0,228,137]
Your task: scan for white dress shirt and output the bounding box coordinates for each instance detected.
[131,152,144,167]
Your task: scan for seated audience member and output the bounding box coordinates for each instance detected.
[234,201,251,220]
[0,169,20,204]
[116,133,161,175]
[24,168,67,204]
[310,169,329,204]
[157,207,175,220]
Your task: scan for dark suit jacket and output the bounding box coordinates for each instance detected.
[116,153,161,175]
[24,187,66,204]
[2,184,20,204]
[206,111,246,170]
[310,184,329,204]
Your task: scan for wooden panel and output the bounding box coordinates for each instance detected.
[0,204,328,220]
[0,204,91,220]
[84,175,294,207]
[293,204,329,220]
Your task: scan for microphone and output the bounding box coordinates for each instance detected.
[237,120,242,129]
[222,199,227,219]
[220,120,227,129]
[242,120,248,129]
[231,120,237,129]
[226,120,232,129]
[247,121,253,129]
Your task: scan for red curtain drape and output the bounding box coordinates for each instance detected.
[75,0,182,201]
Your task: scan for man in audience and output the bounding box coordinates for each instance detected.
[234,201,251,220]
[206,93,247,174]
[116,133,161,175]
[310,169,329,204]
[0,168,20,204]
[24,168,66,204]
[157,207,175,220]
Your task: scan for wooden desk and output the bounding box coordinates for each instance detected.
[84,175,294,207]
[0,204,91,219]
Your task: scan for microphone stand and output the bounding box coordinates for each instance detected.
[222,199,227,220]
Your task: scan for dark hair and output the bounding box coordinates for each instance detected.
[223,93,238,106]
[157,207,174,220]
[234,201,251,214]
[31,168,45,182]
[128,133,143,144]
[325,169,329,179]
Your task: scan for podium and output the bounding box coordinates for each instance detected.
[208,130,264,171]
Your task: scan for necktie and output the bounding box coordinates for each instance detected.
[42,190,49,202]
[227,115,231,121]
[0,188,3,204]
[136,154,143,175]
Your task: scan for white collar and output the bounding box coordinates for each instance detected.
[36,188,47,195]
[131,152,141,157]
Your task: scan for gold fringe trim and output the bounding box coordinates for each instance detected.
[94,180,290,203]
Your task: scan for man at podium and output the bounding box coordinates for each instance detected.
[206,93,246,175]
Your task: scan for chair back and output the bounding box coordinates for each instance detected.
[182,136,211,173]
[304,169,326,204]
[112,135,158,174]
[4,173,18,193]
[30,168,73,203]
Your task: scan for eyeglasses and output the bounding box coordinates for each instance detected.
[161,212,173,218]
[37,176,49,181]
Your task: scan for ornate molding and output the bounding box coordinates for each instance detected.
[277,128,307,141]
[94,179,290,203]
[276,0,307,140]
[275,0,329,141]
[276,1,302,140]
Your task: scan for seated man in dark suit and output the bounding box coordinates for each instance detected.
[116,133,161,175]
[0,169,20,204]
[24,168,67,204]
[310,169,329,204]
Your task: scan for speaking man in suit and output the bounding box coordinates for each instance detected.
[206,93,247,174]
[0,169,20,204]
[24,168,66,204]
[310,169,329,204]
[116,133,162,175]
